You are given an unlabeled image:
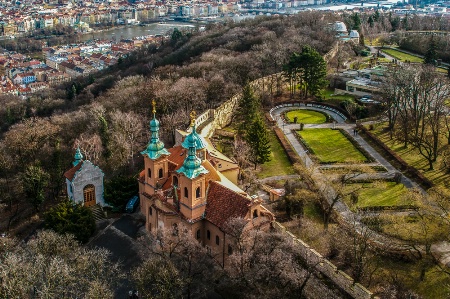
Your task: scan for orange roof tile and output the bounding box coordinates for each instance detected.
[63,162,83,181]
[205,181,250,230]
[167,145,186,171]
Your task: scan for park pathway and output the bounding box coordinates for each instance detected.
[268,104,421,255]
[271,105,419,189]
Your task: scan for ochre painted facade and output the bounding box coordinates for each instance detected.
[138,109,274,265]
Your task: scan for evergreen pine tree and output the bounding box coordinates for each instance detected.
[245,115,271,169]
[237,83,259,132]
[424,37,438,66]
[297,46,328,98]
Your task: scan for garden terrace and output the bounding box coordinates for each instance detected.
[296,128,369,164]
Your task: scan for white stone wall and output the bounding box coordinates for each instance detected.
[71,161,106,207]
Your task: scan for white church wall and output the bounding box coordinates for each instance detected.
[71,161,106,207]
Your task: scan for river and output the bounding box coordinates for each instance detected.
[79,22,196,42]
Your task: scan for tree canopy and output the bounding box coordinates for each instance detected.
[44,200,96,243]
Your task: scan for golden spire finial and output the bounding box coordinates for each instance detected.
[152,100,156,115]
[190,110,197,127]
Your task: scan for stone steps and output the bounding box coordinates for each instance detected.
[89,205,105,221]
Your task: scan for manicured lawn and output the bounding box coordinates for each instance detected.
[320,88,355,106]
[381,48,423,63]
[343,181,408,209]
[298,129,368,163]
[285,110,327,124]
[258,130,295,179]
[369,123,450,186]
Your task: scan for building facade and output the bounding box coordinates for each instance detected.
[64,148,107,207]
[138,103,274,265]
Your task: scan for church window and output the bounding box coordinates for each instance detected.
[159,168,163,178]
[83,184,96,206]
[173,176,178,187]
[148,168,151,178]
[207,230,210,240]
[196,187,201,198]
[253,210,258,218]
[196,229,201,239]
[184,187,188,198]
[216,235,220,245]
[149,207,152,216]
[228,245,233,255]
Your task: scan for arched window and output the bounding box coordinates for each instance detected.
[159,168,163,178]
[148,168,151,178]
[83,184,96,207]
[196,229,201,239]
[215,235,220,245]
[173,176,178,187]
[196,187,201,198]
[184,187,188,198]
[228,245,233,255]
[253,209,258,219]
[207,230,210,240]
[149,207,152,216]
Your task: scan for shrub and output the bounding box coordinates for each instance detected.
[44,200,96,243]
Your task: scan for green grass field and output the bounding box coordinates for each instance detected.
[343,181,408,209]
[320,88,355,106]
[381,48,424,63]
[298,129,368,163]
[370,123,450,186]
[285,110,327,124]
[258,130,295,179]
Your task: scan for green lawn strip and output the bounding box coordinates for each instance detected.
[381,48,423,63]
[343,181,408,209]
[258,130,295,179]
[297,128,368,163]
[320,88,355,106]
[285,110,327,124]
[369,123,450,186]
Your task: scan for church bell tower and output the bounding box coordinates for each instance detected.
[141,100,170,195]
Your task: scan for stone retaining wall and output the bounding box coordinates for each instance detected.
[273,222,374,299]
[269,102,348,122]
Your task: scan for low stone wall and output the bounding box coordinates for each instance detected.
[269,102,348,122]
[273,222,374,299]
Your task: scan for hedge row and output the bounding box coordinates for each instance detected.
[357,205,418,212]
[273,127,301,165]
[357,125,434,189]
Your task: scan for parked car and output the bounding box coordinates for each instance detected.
[125,195,140,213]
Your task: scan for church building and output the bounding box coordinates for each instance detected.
[138,102,274,265]
[64,148,107,207]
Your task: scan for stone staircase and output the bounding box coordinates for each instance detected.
[90,205,105,221]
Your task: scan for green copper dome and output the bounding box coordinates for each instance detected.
[177,111,208,179]
[73,147,83,166]
[181,124,207,150]
[141,102,169,160]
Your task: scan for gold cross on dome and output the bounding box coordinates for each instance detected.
[152,100,156,114]
[190,110,197,126]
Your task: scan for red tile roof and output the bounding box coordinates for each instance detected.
[63,162,83,181]
[205,181,250,230]
[167,145,186,171]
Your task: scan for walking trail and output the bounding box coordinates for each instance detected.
[266,104,423,255]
